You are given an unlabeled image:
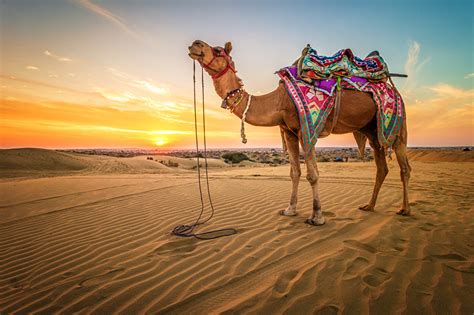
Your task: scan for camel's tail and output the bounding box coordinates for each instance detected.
[353,131,367,158]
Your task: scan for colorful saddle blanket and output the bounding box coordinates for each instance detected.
[296,46,389,81]
[277,66,404,157]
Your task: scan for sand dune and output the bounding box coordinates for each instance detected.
[407,149,474,162]
[0,148,230,178]
[0,155,473,314]
[0,148,93,172]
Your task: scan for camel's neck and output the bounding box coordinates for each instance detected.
[212,72,286,127]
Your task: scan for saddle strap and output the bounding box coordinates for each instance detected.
[328,87,342,135]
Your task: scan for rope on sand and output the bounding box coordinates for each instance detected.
[171,61,237,240]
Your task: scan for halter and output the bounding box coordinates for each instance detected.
[200,47,236,80]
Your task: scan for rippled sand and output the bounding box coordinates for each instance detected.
[1,150,473,314]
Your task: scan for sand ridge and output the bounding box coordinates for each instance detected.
[0,148,231,179]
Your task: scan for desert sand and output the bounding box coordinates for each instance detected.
[1,149,473,314]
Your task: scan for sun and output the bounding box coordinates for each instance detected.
[154,137,168,146]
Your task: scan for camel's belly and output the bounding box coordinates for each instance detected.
[323,89,376,135]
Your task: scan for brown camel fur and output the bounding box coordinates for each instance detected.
[188,40,411,225]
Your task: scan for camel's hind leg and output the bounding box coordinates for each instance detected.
[279,130,301,216]
[359,131,389,212]
[394,137,411,215]
[304,148,325,226]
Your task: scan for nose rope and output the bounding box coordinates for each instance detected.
[170,61,237,240]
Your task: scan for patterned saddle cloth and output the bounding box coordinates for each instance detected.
[277,66,404,157]
[295,45,389,81]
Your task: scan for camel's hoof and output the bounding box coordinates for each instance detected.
[305,217,325,226]
[396,208,411,216]
[359,204,374,212]
[279,209,297,217]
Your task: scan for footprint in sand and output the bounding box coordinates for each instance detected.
[315,305,340,315]
[420,222,436,232]
[392,238,408,252]
[426,253,466,262]
[362,268,391,287]
[343,256,369,279]
[277,221,299,234]
[445,263,474,274]
[343,240,377,254]
[154,239,198,256]
[322,211,336,218]
[272,269,299,295]
[78,267,125,287]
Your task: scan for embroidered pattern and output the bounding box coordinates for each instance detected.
[298,46,389,81]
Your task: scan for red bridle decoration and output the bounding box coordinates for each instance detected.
[200,47,236,80]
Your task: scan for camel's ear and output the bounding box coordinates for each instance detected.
[224,42,232,55]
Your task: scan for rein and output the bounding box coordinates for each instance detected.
[171,61,237,240]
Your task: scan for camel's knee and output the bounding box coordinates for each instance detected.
[400,165,410,180]
[290,167,301,180]
[306,172,318,185]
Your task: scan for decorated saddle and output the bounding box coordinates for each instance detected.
[295,45,390,81]
[278,47,404,157]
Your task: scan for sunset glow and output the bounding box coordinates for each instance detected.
[1,1,472,149]
[154,138,168,147]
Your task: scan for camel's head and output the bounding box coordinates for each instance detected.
[188,40,235,80]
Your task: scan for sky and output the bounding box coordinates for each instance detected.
[1,0,472,149]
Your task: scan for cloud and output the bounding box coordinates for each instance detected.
[404,41,420,76]
[403,41,430,97]
[0,74,95,96]
[44,50,72,62]
[133,80,168,95]
[107,67,169,95]
[428,84,474,99]
[74,0,143,42]
[465,73,474,79]
[405,83,473,145]
[93,87,184,115]
[26,66,39,71]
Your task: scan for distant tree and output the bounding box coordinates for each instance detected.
[221,152,250,164]
[318,156,330,162]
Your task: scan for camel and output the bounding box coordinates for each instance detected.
[188,40,411,225]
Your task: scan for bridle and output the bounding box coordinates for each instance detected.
[199,47,236,80]
[196,46,244,109]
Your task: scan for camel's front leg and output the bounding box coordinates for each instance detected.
[279,131,301,216]
[305,148,325,226]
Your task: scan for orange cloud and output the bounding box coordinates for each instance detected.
[405,84,473,146]
[0,98,249,149]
